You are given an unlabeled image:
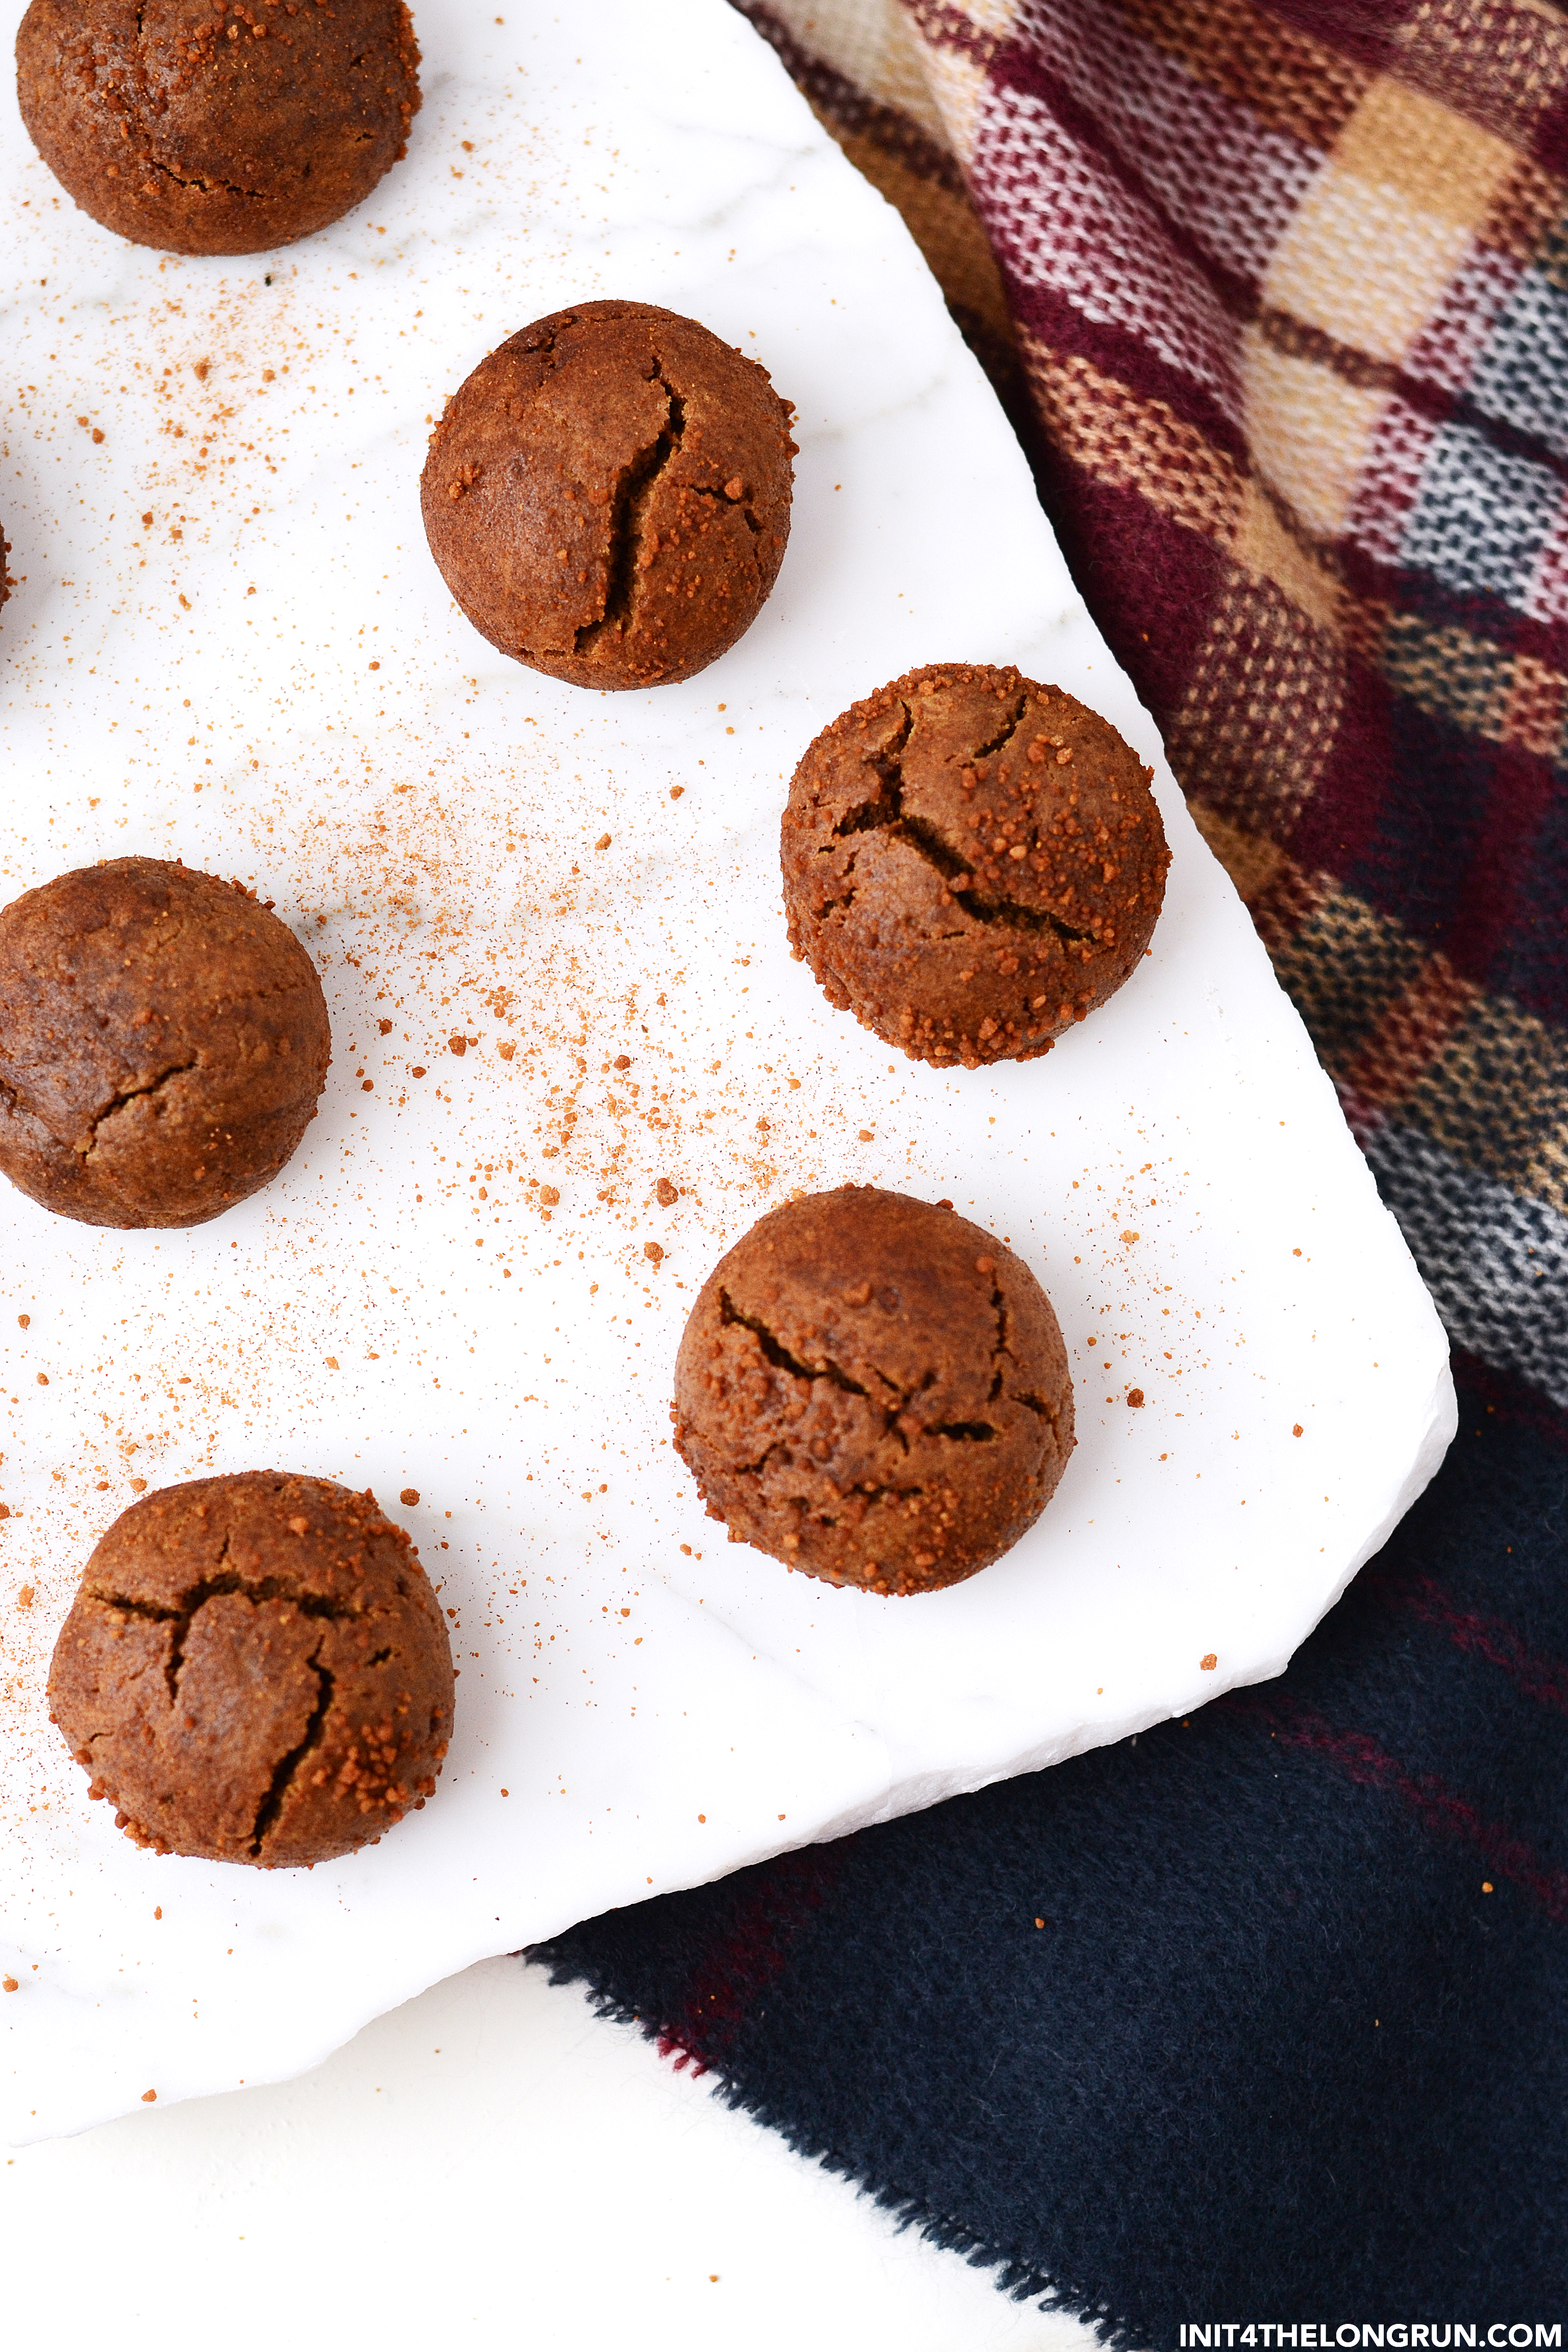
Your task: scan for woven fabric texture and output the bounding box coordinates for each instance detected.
[535,3,1568,2330]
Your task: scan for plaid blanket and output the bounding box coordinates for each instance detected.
[737,0,1568,1410]
[538,1,1568,2328]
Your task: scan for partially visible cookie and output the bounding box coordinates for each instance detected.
[782,663,1170,1068]
[0,856,330,1229]
[673,1186,1074,1596]
[48,1473,455,1868]
[15,0,421,257]
[421,300,796,690]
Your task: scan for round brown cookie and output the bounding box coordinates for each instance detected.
[421,300,796,691]
[0,855,330,1229]
[48,1472,455,1868]
[15,0,420,258]
[673,1186,1074,1596]
[781,663,1170,1068]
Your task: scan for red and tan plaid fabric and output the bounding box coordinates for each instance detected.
[736,0,1568,1407]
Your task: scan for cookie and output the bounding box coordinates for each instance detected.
[15,0,420,257]
[48,1473,455,1868]
[781,663,1170,1068]
[0,855,330,1229]
[421,299,796,690]
[673,1186,1074,1596]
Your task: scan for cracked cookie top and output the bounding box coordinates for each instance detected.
[781,663,1170,1068]
[0,855,331,1229]
[16,0,421,257]
[420,300,797,691]
[48,1471,455,1869]
[673,1186,1074,1597]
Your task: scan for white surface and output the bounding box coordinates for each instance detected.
[0,0,1453,2144]
[2,1953,1099,2352]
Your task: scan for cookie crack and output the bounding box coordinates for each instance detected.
[163,1531,229,1701]
[896,818,1095,942]
[937,826,1102,941]
[688,482,763,537]
[932,1422,1000,1442]
[249,1649,334,1857]
[988,1280,1011,1402]
[1012,1390,1062,1424]
[832,700,913,837]
[954,883,1095,942]
[147,154,267,202]
[90,1565,360,1708]
[718,1289,869,1398]
[0,1056,204,1165]
[86,1058,199,1154]
[829,693,1096,943]
[969,693,1028,766]
[574,364,686,652]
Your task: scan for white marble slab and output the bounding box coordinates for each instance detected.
[0,0,1453,2142]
